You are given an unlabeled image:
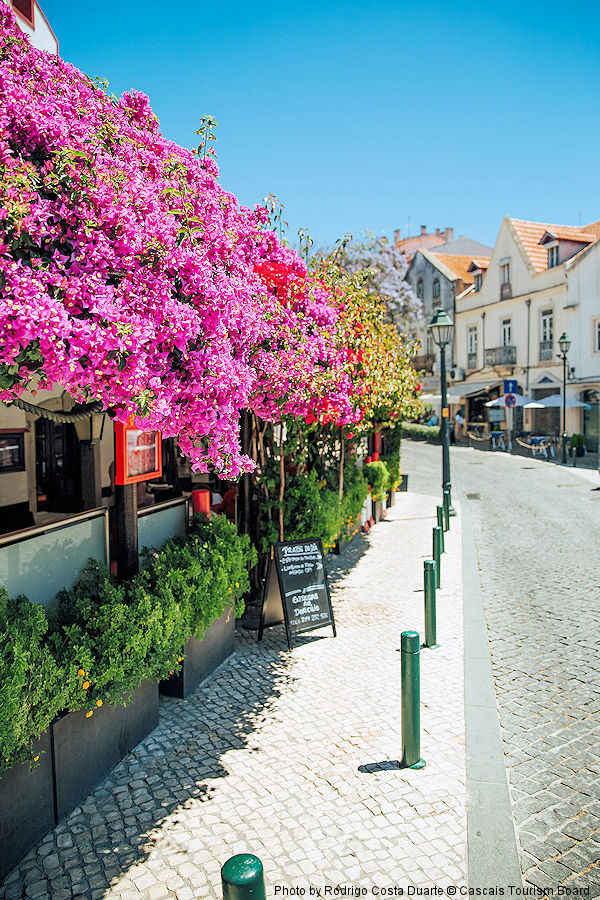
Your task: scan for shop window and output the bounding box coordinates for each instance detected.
[0,433,25,472]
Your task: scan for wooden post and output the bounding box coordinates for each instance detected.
[115,482,138,581]
[80,443,102,510]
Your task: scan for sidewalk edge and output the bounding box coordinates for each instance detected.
[460,494,522,889]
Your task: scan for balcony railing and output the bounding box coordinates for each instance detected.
[484,345,517,366]
[467,353,477,370]
[539,340,553,361]
[500,282,512,300]
[411,353,435,373]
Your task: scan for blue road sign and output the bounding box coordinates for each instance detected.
[504,379,518,394]
[505,393,517,408]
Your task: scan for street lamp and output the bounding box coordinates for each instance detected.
[558,332,571,464]
[428,308,455,510]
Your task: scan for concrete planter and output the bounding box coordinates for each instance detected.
[52,678,159,821]
[372,499,385,522]
[0,731,55,883]
[160,607,235,700]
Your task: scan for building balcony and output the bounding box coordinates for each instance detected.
[411,353,435,373]
[467,353,478,370]
[484,345,517,366]
[539,340,553,361]
[500,282,512,300]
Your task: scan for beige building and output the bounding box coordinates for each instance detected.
[453,216,600,440]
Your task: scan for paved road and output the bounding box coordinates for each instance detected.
[405,440,600,895]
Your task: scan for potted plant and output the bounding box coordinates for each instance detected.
[569,433,585,457]
[364,461,390,523]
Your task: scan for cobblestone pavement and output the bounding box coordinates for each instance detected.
[1,488,466,899]
[406,441,600,897]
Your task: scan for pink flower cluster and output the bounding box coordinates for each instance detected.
[0,10,356,474]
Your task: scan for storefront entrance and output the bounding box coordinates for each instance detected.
[35,419,82,513]
[582,389,599,452]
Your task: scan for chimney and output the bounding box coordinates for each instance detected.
[394,228,401,245]
[444,227,454,242]
[435,228,441,236]
[420,225,427,236]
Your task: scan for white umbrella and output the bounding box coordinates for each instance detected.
[485,394,543,408]
[524,394,590,409]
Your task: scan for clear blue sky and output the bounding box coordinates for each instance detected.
[42,0,600,250]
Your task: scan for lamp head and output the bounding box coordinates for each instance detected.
[558,332,571,355]
[428,307,454,348]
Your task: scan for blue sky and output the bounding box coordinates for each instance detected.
[41,0,600,250]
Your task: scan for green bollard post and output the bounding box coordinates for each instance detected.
[221,854,267,900]
[423,560,439,648]
[433,525,442,589]
[400,631,426,769]
[443,490,450,531]
[436,506,445,552]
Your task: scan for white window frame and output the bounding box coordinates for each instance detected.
[547,243,559,269]
[594,318,600,355]
[474,272,482,292]
[500,261,510,285]
[468,326,478,355]
[502,318,512,347]
[541,309,553,343]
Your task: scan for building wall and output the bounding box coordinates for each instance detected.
[405,252,456,362]
[1,0,58,54]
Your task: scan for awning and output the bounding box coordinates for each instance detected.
[447,380,501,400]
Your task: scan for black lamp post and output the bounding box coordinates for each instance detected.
[428,308,455,509]
[558,332,571,464]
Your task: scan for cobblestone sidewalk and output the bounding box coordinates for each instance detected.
[1,492,466,900]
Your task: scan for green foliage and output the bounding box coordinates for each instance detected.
[569,433,584,449]
[0,590,69,773]
[283,470,342,551]
[381,453,401,490]
[364,460,390,501]
[401,422,441,444]
[0,516,256,775]
[340,462,368,525]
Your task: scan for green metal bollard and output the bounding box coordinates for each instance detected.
[221,854,267,900]
[433,525,442,588]
[423,560,439,648]
[400,631,426,769]
[443,490,450,531]
[436,506,445,552]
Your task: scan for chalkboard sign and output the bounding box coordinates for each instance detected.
[258,539,336,649]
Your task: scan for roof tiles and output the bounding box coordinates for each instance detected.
[510,218,600,272]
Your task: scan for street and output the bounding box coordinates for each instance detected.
[404,440,600,893]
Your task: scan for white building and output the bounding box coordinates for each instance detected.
[452,216,600,445]
[1,0,58,54]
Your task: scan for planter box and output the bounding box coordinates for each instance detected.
[52,678,159,821]
[398,474,408,492]
[160,607,234,700]
[372,499,384,522]
[386,490,396,508]
[0,731,55,883]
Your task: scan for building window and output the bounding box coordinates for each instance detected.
[502,318,512,346]
[468,327,478,355]
[500,262,510,284]
[416,277,424,300]
[547,245,559,268]
[474,272,482,292]
[432,278,440,299]
[12,0,34,26]
[0,433,26,472]
[541,310,553,343]
[595,320,600,353]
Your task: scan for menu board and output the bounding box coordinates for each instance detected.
[258,539,336,649]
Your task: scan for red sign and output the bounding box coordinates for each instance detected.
[114,422,162,485]
[505,393,517,408]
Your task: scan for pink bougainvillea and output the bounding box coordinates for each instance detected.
[0,9,356,474]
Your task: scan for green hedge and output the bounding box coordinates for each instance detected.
[401,422,441,444]
[0,514,256,775]
[364,460,390,501]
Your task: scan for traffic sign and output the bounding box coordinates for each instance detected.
[505,393,517,408]
[504,379,518,394]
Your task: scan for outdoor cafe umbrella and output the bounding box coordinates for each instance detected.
[485,395,543,408]
[523,394,590,409]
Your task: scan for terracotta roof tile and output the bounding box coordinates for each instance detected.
[511,218,600,272]
[429,253,489,284]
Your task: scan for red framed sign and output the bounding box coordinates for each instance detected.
[115,422,162,485]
